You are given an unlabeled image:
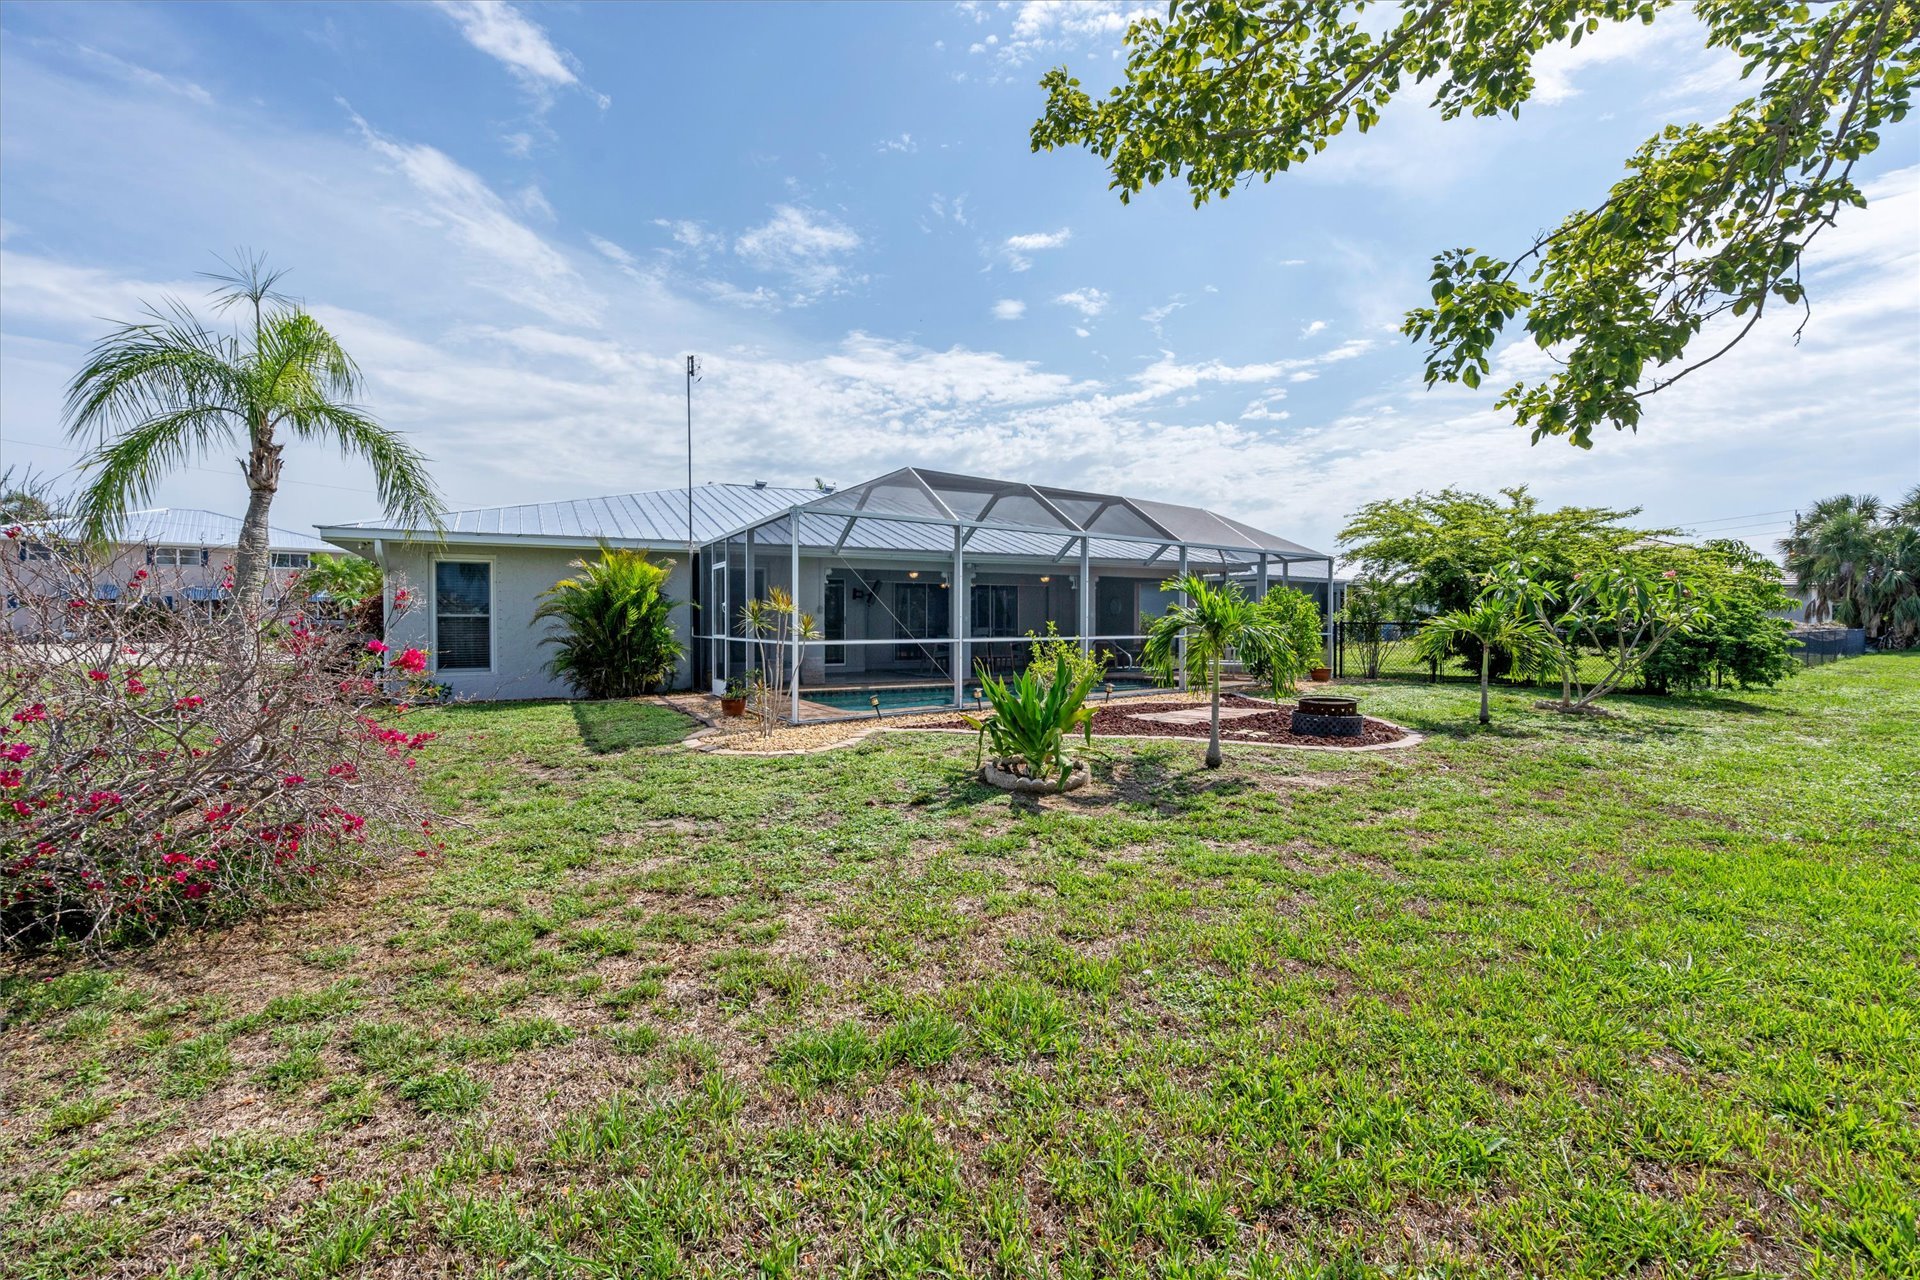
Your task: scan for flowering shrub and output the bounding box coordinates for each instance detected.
[2,534,440,952]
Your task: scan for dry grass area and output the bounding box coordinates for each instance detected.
[3,659,1917,1278]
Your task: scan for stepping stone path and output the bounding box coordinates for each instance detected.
[1128,706,1268,726]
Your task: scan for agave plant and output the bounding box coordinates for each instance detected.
[964,653,1099,784]
[534,546,683,699]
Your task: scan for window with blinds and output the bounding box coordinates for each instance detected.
[435,561,491,670]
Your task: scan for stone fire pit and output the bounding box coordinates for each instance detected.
[1290,695,1363,738]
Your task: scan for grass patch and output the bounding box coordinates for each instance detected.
[569,699,697,753]
[5,656,1917,1277]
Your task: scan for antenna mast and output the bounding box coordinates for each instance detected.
[685,354,700,568]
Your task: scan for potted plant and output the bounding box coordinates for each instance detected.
[720,673,749,717]
[1310,663,1333,683]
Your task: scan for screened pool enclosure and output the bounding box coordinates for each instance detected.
[695,468,1337,723]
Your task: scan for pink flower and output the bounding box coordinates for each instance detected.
[396,648,428,674]
[0,770,22,789]
[366,640,390,655]
[392,588,411,604]
[1661,569,1677,580]
[2,743,31,764]
[87,670,109,682]
[11,704,46,724]
[282,774,306,787]
[134,568,148,581]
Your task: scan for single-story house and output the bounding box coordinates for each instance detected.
[8,508,331,633]
[316,468,1339,719]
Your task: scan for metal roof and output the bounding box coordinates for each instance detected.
[26,508,331,553]
[317,473,1328,561]
[320,483,818,545]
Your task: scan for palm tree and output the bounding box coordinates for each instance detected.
[1412,602,1548,725]
[62,253,441,619]
[1142,574,1283,769]
[1779,494,1883,632]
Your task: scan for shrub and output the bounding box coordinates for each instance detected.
[1246,586,1324,692]
[535,546,684,699]
[965,653,1098,783]
[1023,621,1107,689]
[1,531,440,952]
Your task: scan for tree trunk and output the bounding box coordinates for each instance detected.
[231,432,282,621]
[1204,653,1223,769]
[1479,649,1491,724]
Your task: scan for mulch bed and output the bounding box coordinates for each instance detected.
[907,694,1409,748]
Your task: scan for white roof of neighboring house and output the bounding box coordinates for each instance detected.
[318,474,1330,562]
[23,508,332,553]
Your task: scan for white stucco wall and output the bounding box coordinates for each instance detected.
[376,542,696,701]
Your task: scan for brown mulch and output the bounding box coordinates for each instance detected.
[904,694,1409,748]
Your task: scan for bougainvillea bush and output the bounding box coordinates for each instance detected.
[1,531,439,952]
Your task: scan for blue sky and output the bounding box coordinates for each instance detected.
[2,0,1915,561]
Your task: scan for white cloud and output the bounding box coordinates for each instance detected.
[1001,226,1071,270]
[501,131,534,158]
[72,45,214,106]
[587,234,637,268]
[1141,298,1186,335]
[991,299,1026,320]
[347,109,602,326]
[516,184,555,220]
[1300,319,1328,338]
[434,1,608,108]
[654,218,723,253]
[1054,287,1108,318]
[876,132,917,154]
[1530,16,1667,104]
[731,205,865,303]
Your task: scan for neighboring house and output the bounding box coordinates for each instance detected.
[7,508,331,631]
[317,467,1338,716]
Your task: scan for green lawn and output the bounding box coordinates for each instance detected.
[3,658,1917,1279]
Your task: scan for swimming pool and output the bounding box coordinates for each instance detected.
[805,677,1161,714]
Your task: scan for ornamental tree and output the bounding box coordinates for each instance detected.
[1032,0,1919,446]
[1483,556,1711,712]
[2,530,440,952]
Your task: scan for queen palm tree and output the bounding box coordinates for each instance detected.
[63,253,442,619]
[1142,574,1284,769]
[1413,601,1548,726]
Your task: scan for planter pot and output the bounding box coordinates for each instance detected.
[720,697,747,718]
[1309,666,1333,683]
[980,758,1090,795]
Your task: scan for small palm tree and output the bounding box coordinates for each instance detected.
[1142,574,1283,769]
[535,547,684,699]
[1413,602,1548,725]
[63,253,442,619]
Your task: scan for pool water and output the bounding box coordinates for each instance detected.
[806,677,1160,713]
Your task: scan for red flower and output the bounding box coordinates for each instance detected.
[282,774,306,787]
[87,670,109,682]
[367,640,390,655]
[396,648,428,674]
[1,743,31,764]
[12,704,46,724]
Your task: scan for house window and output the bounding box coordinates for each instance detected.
[434,561,492,671]
[271,552,311,570]
[151,546,198,567]
[823,578,845,665]
[19,542,53,562]
[971,584,1018,637]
